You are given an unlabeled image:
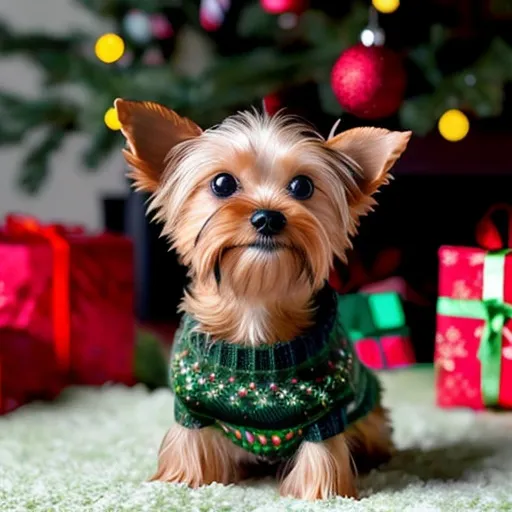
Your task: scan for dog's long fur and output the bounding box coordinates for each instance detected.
[115,98,410,500]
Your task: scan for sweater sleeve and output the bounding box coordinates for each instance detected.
[174,397,214,430]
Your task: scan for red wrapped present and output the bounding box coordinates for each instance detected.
[435,204,512,409]
[337,292,416,370]
[0,215,135,400]
[354,333,416,370]
[0,331,64,414]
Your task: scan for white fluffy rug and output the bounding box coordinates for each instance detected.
[1,367,512,512]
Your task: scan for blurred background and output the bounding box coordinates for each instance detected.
[1,0,512,397]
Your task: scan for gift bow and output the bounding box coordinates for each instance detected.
[478,296,512,405]
[476,203,512,251]
[4,214,74,372]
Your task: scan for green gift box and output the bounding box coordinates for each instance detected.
[337,292,415,370]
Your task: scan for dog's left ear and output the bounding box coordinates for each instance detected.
[327,126,411,197]
[115,99,202,192]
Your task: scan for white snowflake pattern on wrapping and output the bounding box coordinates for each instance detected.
[502,327,512,360]
[452,280,473,299]
[442,372,479,404]
[468,253,486,266]
[436,326,467,372]
[473,269,484,291]
[441,249,459,267]
[474,325,484,339]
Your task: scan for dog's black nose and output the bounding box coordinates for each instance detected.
[251,210,287,236]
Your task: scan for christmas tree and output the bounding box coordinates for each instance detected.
[1,0,512,194]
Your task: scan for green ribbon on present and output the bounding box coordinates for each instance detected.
[437,249,512,406]
[337,292,408,341]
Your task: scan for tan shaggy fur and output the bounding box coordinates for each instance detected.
[115,98,410,500]
[150,424,254,487]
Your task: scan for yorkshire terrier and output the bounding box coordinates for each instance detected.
[115,98,411,501]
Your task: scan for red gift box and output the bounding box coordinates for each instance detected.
[0,331,64,414]
[354,334,416,370]
[435,204,512,409]
[338,292,416,370]
[0,215,135,410]
[358,277,422,370]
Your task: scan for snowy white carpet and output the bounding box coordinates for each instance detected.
[1,367,512,512]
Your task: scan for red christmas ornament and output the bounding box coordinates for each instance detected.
[331,43,406,119]
[260,0,307,15]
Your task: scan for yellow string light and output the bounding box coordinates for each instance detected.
[438,109,470,142]
[95,33,125,64]
[372,0,400,14]
[104,107,122,131]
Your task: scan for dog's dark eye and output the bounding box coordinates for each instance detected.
[287,175,314,200]
[210,173,238,198]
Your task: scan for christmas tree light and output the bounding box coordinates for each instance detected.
[438,109,470,142]
[95,33,125,64]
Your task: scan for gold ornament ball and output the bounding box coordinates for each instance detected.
[104,108,122,131]
[95,33,125,64]
[372,0,400,14]
[438,109,470,142]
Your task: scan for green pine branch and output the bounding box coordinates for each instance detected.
[2,0,512,193]
[0,93,77,141]
[18,127,67,194]
[0,27,84,54]
[401,35,512,135]
[0,2,369,192]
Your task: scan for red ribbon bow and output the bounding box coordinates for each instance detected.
[4,214,76,372]
[476,204,512,250]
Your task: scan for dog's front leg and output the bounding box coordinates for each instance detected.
[279,433,357,501]
[150,424,243,487]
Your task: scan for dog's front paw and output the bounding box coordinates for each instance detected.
[279,438,358,501]
[150,424,241,487]
[150,425,204,487]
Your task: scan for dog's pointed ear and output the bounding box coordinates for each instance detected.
[327,127,411,196]
[115,99,202,192]
[326,127,411,234]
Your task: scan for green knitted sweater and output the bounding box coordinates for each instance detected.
[170,285,380,459]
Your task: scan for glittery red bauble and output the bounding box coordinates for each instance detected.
[260,0,307,15]
[331,43,406,119]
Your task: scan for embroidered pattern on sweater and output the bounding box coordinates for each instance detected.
[170,285,380,459]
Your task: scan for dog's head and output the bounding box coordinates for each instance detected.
[116,99,410,301]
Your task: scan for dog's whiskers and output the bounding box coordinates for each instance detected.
[211,242,314,288]
[214,255,222,287]
[295,247,315,287]
[195,207,223,248]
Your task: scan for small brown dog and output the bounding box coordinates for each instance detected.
[115,98,410,501]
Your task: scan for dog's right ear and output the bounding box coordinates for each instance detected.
[114,99,202,192]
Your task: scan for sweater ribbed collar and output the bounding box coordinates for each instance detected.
[180,283,339,373]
